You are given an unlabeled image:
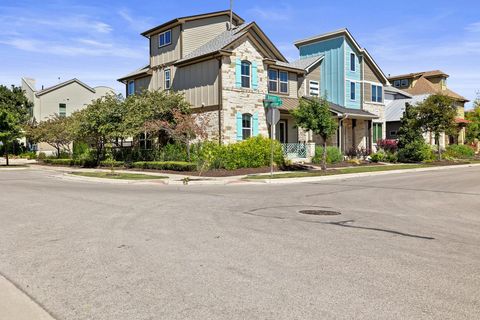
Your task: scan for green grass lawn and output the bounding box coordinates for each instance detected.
[246,164,434,180]
[71,172,167,180]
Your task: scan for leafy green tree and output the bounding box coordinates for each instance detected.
[416,94,457,160]
[27,114,73,158]
[291,97,337,170]
[123,90,190,141]
[0,85,32,165]
[465,95,480,143]
[70,94,127,164]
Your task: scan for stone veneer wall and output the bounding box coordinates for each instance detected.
[363,102,386,142]
[220,39,269,144]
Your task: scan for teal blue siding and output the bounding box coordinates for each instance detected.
[344,40,361,109]
[299,36,344,106]
[345,80,361,109]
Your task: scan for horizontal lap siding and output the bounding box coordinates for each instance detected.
[150,25,181,66]
[183,16,230,56]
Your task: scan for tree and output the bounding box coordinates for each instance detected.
[396,103,432,162]
[416,94,457,160]
[27,114,73,158]
[145,110,209,161]
[291,97,337,171]
[0,85,32,165]
[465,94,480,143]
[123,90,190,142]
[70,94,126,164]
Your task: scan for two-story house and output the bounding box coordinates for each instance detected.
[387,70,470,145]
[118,11,389,159]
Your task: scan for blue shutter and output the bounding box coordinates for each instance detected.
[236,112,243,141]
[252,112,259,136]
[235,58,242,88]
[251,61,258,90]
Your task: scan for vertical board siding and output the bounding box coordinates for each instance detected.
[173,59,219,107]
[344,39,361,109]
[299,36,344,106]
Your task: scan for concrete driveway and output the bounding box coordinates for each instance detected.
[0,166,479,319]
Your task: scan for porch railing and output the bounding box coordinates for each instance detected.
[282,143,307,159]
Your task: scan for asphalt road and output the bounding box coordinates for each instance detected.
[1,166,479,320]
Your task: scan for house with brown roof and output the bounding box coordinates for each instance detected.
[387,70,469,145]
[118,10,388,160]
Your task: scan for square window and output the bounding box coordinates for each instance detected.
[159,30,172,47]
[400,79,408,87]
[394,80,400,87]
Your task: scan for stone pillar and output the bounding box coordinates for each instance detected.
[306,142,316,162]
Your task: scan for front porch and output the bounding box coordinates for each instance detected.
[274,98,379,161]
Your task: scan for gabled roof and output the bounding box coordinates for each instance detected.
[276,55,324,72]
[388,70,449,81]
[279,97,378,119]
[398,77,469,102]
[117,65,151,82]
[384,86,412,98]
[175,22,287,65]
[35,78,95,97]
[141,10,245,37]
[293,28,389,84]
[385,94,430,122]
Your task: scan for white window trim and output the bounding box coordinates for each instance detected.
[350,81,356,101]
[309,80,319,97]
[158,29,172,48]
[127,80,135,96]
[279,71,289,94]
[268,69,278,93]
[164,69,171,90]
[350,53,356,72]
[241,61,251,89]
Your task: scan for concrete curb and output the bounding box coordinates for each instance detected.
[243,163,480,184]
[0,273,56,320]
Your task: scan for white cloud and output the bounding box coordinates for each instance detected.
[466,21,480,32]
[0,38,143,59]
[248,5,292,22]
[118,8,151,32]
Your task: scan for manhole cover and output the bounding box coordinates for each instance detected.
[298,210,341,216]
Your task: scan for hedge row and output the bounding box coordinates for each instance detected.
[132,161,197,171]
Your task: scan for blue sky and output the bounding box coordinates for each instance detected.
[1,0,479,107]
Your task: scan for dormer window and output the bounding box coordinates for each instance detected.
[393,80,400,87]
[241,60,251,88]
[400,79,408,87]
[158,30,172,48]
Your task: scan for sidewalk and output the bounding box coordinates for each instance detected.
[0,274,55,320]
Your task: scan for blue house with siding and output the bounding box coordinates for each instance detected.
[294,29,390,151]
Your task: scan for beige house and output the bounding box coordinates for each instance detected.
[387,70,470,145]
[21,77,114,154]
[119,11,389,159]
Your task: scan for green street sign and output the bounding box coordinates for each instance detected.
[264,94,283,108]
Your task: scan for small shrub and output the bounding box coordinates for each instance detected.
[132,161,197,171]
[397,140,434,163]
[445,144,475,159]
[37,152,46,160]
[99,160,125,168]
[377,139,398,153]
[385,153,398,163]
[43,159,74,166]
[18,152,37,160]
[312,146,343,164]
[370,152,386,163]
[345,147,369,160]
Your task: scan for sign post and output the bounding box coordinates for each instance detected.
[265,101,281,178]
